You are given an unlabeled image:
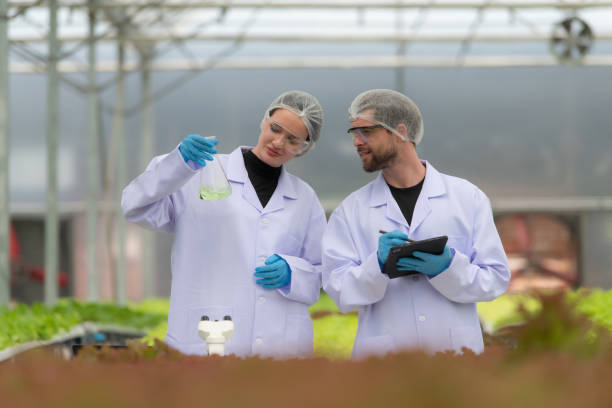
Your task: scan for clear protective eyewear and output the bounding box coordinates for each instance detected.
[347,124,385,143]
[270,121,311,155]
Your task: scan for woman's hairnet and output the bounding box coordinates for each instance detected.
[349,89,424,145]
[263,90,324,146]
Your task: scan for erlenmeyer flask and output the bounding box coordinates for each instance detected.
[198,136,232,201]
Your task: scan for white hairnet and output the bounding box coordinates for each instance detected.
[263,90,324,145]
[349,89,424,145]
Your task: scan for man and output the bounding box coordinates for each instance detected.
[322,89,510,358]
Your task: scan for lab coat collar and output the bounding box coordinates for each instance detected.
[368,160,447,230]
[410,160,446,233]
[226,146,250,184]
[226,146,298,213]
[418,160,446,200]
[264,170,298,213]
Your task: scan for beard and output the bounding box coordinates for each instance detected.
[358,144,398,172]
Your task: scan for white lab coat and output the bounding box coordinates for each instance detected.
[322,161,510,359]
[122,146,326,358]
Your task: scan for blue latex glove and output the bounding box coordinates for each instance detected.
[178,134,218,167]
[396,246,454,277]
[377,230,409,270]
[254,254,291,289]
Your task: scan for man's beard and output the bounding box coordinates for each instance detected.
[359,144,397,172]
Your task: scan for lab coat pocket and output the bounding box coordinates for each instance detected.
[276,234,303,257]
[450,326,484,355]
[186,306,234,346]
[285,315,313,358]
[446,235,468,255]
[355,334,396,358]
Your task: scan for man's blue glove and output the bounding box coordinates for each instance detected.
[396,246,454,278]
[254,254,291,289]
[377,230,409,270]
[178,134,218,167]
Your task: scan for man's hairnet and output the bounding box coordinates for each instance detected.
[349,89,424,145]
[263,90,324,145]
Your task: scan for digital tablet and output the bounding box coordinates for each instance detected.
[382,235,448,279]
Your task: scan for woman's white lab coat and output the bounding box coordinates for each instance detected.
[322,161,510,359]
[122,146,326,358]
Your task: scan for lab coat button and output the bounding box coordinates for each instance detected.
[255,338,263,345]
[258,296,265,303]
[262,218,269,225]
[418,315,426,322]
[259,256,266,263]
[412,276,419,281]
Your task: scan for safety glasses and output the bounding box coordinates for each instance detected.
[270,121,311,155]
[347,124,385,143]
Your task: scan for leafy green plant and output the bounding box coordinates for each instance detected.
[568,288,612,332]
[308,293,342,314]
[312,313,358,359]
[0,299,166,350]
[506,291,612,359]
[140,321,168,346]
[477,293,541,333]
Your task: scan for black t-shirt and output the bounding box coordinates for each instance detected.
[387,178,424,226]
[243,149,282,208]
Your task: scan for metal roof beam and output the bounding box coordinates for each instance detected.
[8,1,612,9]
[9,55,612,72]
[493,196,612,212]
[10,33,612,42]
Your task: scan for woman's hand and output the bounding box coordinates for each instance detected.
[254,254,291,289]
[178,134,218,167]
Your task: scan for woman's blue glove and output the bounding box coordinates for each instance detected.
[396,246,454,277]
[178,134,218,167]
[377,230,409,269]
[254,254,291,289]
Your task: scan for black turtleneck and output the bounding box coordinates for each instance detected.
[243,149,282,208]
[387,178,424,226]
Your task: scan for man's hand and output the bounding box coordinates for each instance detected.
[396,246,454,277]
[377,230,408,269]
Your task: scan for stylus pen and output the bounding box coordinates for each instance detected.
[378,230,415,242]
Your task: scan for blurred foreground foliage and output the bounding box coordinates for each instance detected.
[6,329,612,408]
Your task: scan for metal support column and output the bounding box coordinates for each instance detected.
[45,0,59,306]
[395,2,406,94]
[0,0,10,305]
[87,0,99,301]
[140,52,155,298]
[114,23,126,305]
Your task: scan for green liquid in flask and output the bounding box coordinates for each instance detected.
[199,185,232,201]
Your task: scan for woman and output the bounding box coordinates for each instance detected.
[122,91,326,358]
